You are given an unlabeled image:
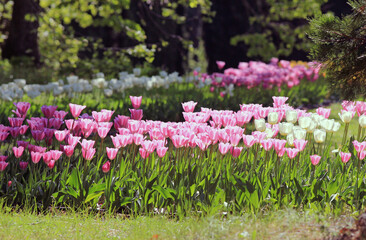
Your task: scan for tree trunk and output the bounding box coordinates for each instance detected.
[2,0,41,65]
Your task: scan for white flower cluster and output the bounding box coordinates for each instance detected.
[0,69,191,101]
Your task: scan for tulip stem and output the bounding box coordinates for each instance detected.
[342,123,349,146]
[357,125,362,141]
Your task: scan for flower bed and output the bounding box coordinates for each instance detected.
[0,96,365,214]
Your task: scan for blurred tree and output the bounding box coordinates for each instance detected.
[2,0,41,65]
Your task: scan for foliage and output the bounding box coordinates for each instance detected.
[308,0,366,100]
[231,0,327,61]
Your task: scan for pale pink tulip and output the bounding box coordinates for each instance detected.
[130,96,142,109]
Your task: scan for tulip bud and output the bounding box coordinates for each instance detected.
[102,161,111,173]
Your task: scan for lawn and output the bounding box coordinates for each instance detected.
[0,208,355,239]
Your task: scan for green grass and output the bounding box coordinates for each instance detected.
[0,209,355,239]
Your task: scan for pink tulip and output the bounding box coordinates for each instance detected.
[171,135,189,148]
[13,146,24,158]
[55,130,69,142]
[236,111,253,126]
[353,140,366,153]
[43,152,52,164]
[230,134,242,146]
[19,161,28,170]
[182,101,197,113]
[260,139,273,151]
[114,115,130,129]
[130,96,142,109]
[41,105,58,119]
[31,151,42,164]
[81,139,95,151]
[142,140,156,153]
[130,109,143,121]
[133,133,144,145]
[243,135,256,148]
[97,127,109,139]
[359,151,366,160]
[276,148,286,157]
[14,102,30,116]
[102,161,111,173]
[82,148,96,161]
[48,160,56,169]
[285,148,299,159]
[19,125,28,135]
[272,96,288,108]
[139,148,150,159]
[0,132,9,142]
[67,135,81,147]
[7,181,11,187]
[340,152,351,163]
[230,146,243,158]
[32,145,47,153]
[219,142,232,155]
[310,155,321,166]
[31,130,45,142]
[0,161,8,171]
[53,110,68,119]
[10,127,20,138]
[49,118,63,129]
[156,147,168,158]
[293,139,308,151]
[69,103,86,119]
[50,150,63,161]
[216,61,226,70]
[316,107,331,119]
[65,119,75,130]
[106,147,118,160]
[8,117,24,127]
[63,145,75,157]
[0,156,8,162]
[92,111,108,123]
[44,128,55,139]
[273,139,287,152]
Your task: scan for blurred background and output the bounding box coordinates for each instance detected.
[0,0,351,83]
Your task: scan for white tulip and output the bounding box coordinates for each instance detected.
[320,119,334,132]
[359,115,366,128]
[298,116,312,129]
[294,128,307,140]
[286,110,298,124]
[255,118,266,132]
[268,111,279,125]
[314,129,326,143]
[287,133,295,147]
[339,111,353,123]
[279,122,294,136]
[332,122,341,132]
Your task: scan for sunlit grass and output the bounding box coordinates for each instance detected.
[0,208,355,240]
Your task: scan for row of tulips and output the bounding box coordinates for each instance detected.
[0,96,365,214]
[0,70,185,101]
[197,58,321,97]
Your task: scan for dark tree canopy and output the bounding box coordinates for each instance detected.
[309,0,366,99]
